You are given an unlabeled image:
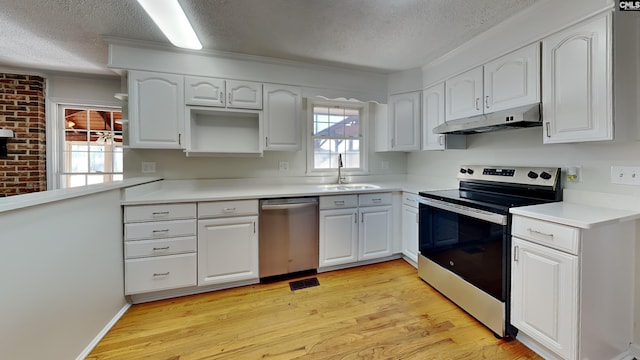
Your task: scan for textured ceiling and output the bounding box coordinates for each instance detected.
[0,0,539,76]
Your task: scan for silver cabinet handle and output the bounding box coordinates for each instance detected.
[475,98,480,110]
[438,135,443,146]
[485,95,490,109]
[222,207,237,213]
[153,272,170,277]
[334,200,345,205]
[152,229,170,233]
[513,245,519,262]
[152,211,169,216]
[372,198,382,203]
[527,228,554,238]
[361,213,364,223]
[219,91,223,102]
[354,213,357,224]
[545,122,551,137]
[152,246,170,251]
[228,92,232,104]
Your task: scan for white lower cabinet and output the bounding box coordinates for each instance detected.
[510,214,634,360]
[197,216,259,285]
[401,192,419,264]
[511,237,578,360]
[197,200,259,286]
[319,193,393,269]
[123,203,197,295]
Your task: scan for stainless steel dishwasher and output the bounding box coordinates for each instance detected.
[259,197,319,279]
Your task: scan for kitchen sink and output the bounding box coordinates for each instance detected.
[318,183,380,191]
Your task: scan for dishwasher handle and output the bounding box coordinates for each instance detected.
[261,202,318,210]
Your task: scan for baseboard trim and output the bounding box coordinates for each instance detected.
[75,302,131,360]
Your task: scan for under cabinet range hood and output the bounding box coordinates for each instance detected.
[433,103,542,135]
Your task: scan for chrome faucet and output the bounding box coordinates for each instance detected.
[337,153,346,184]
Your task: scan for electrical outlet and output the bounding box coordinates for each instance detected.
[565,166,582,183]
[141,161,156,174]
[278,161,289,171]
[611,166,640,185]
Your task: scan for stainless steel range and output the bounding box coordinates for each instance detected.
[417,165,562,337]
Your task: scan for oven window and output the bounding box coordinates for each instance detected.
[419,204,506,300]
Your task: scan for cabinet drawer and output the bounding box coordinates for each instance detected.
[402,192,419,208]
[125,236,197,259]
[124,203,196,223]
[125,219,197,241]
[198,199,258,218]
[320,195,358,210]
[125,253,197,295]
[512,215,580,254]
[359,192,392,207]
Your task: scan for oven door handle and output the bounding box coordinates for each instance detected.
[417,197,508,225]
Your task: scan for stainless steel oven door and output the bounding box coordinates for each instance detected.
[417,197,508,301]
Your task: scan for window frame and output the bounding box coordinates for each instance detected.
[306,98,369,176]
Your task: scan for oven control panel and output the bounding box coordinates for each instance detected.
[458,165,560,186]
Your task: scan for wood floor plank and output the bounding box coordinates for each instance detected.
[87,260,541,360]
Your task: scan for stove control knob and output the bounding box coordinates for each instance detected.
[540,171,552,180]
[527,171,539,179]
[466,168,474,175]
[460,168,467,174]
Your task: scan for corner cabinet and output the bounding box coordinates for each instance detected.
[542,13,612,143]
[388,92,421,151]
[263,84,302,151]
[511,213,634,360]
[128,70,184,149]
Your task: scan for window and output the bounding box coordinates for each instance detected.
[307,99,367,174]
[60,107,123,188]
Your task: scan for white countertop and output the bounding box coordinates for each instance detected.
[121,178,443,205]
[510,202,640,229]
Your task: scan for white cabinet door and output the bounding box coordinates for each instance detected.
[401,204,419,263]
[511,237,578,360]
[358,206,393,261]
[197,216,259,286]
[128,71,184,149]
[422,82,446,150]
[484,43,540,113]
[445,67,483,121]
[185,76,225,107]
[227,80,263,109]
[319,208,358,267]
[263,84,302,151]
[388,92,421,151]
[542,13,612,143]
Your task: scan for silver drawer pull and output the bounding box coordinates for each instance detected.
[152,211,170,216]
[527,228,554,238]
[334,200,345,205]
[152,246,170,251]
[222,207,237,212]
[405,198,413,201]
[153,272,170,277]
[372,198,382,203]
[152,229,170,234]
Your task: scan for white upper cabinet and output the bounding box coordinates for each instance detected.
[128,70,184,149]
[422,83,446,150]
[445,67,483,121]
[185,76,225,107]
[184,77,262,110]
[388,91,421,151]
[227,80,263,109]
[542,13,612,144]
[484,43,540,113]
[263,84,302,151]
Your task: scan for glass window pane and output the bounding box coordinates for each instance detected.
[113,148,123,173]
[87,175,105,185]
[89,150,105,173]
[113,174,123,181]
[68,175,86,188]
[67,151,89,172]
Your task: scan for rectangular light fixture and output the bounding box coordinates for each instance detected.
[136,0,202,50]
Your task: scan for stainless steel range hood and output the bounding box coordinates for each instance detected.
[433,103,541,135]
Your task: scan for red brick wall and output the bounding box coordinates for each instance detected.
[0,73,47,197]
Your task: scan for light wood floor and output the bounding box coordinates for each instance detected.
[87,260,541,360]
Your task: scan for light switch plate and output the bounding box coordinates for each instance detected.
[611,166,640,185]
[141,161,156,173]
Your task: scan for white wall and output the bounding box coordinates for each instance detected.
[0,189,127,360]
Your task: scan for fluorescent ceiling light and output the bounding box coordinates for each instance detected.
[136,0,202,50]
